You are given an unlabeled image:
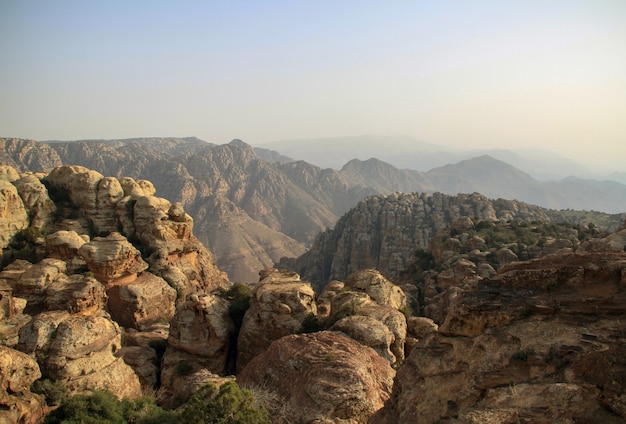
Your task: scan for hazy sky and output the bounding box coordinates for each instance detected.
[1,1,624,170]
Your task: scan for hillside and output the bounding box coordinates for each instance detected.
[2,137,626,283]
[279,191,626,291]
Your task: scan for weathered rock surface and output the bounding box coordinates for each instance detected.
[13,174,56,231]
[106,272,176,330]
[0,178,28,249]
[43,312,141,398]
[238,331,395,424]
[279,192,575,290]
[344,269,407,310]
[237,269,316,371]
[78,232,148,284]
[0,346,47,424]
[373,250,626,423]
[329,290,407,365]
[44,274,107,314]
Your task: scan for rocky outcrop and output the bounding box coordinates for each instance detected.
[236,269,316,371]
[159,293,232,403]
[78,233,148,284]
[0,346,47,424]
[0,179,28,249]
[106,272,176,330]
[19,311,142,399]
[373,250,626,423]
[279,192,565,290]
[13,174,56,231]
[239,331,395,424]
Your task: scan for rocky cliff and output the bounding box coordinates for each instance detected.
[0,164,229,422]
[279,191,625,290]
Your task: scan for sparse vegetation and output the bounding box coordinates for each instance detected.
[32,379,68,407]
[299,313,323,334]
[179,381,271,424]
[44,390,177,424]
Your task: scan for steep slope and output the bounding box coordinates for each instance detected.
[278,192,626,290]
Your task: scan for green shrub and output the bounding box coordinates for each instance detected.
[45,390,178,424]
[180,381,270,424]
[31,379,68,406]
[299,313,323,334]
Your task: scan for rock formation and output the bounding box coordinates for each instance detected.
[238,331,395,424]
[373,249,626,423]
[0,164,230,414]
[236,269,317,371]
[159,293,233,406]
[0,345,47,424]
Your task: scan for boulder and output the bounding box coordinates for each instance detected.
[12,258,66,309]
[238,331,395,424]
[13,174,56,231]
[0,179,28,249]
[78,232,148,284]
[343,269,407,310]
[44,274,107,314]
[0,346,47,424]
[237,269,316,371]
[106,272,176,330]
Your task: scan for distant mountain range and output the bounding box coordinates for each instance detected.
[257,135,604,181]
[2,136,625,283]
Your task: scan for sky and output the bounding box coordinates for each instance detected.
[1,0,625,171]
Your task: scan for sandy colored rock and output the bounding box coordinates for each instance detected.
[78,232,148,284]
[344,269,407,310]
[13,174,56,231]
[237,269,316,371]
[331,315,395,363]
[0,165,20,182]
[92,176,124,233]
[44,274,107,314]
[12,258,66,308]
[167,294,231,369]
[46,230,88,259]
[0,179,28,249]
[406,316,439,339]
[373,250,626,423]
[0,346,47,424]
[239,331,395,424]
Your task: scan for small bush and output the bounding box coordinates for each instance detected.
[180,381,270,424]
[45,389,178,424]
[32,379,68,406]
[299,313,323,334]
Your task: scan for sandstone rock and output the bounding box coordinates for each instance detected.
[12,258,66,309]
[13,174,56,231]
[159,350,234,409]
[0,179,28,249]
[0,165,20,182]
[238,331,395,424]
[119,177,156,197]
[0,346,47,424]
[329,291,407,364]
[343,269,407,310]
[406,316,439,339]
[46,230,88,260]
[580,228,626,253]
[30,312,143,399]
[237,269,316,371]
[106,272,176,330]
[167,294,231,371]
[78,232,148,284]
[373,250,626,423]
[316,280,344,319]
[44,274,107,314]
[117,345,159,389]
[92,176,124,234]
[331,315,395,363]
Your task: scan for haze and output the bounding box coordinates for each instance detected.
[1,1,624,172]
